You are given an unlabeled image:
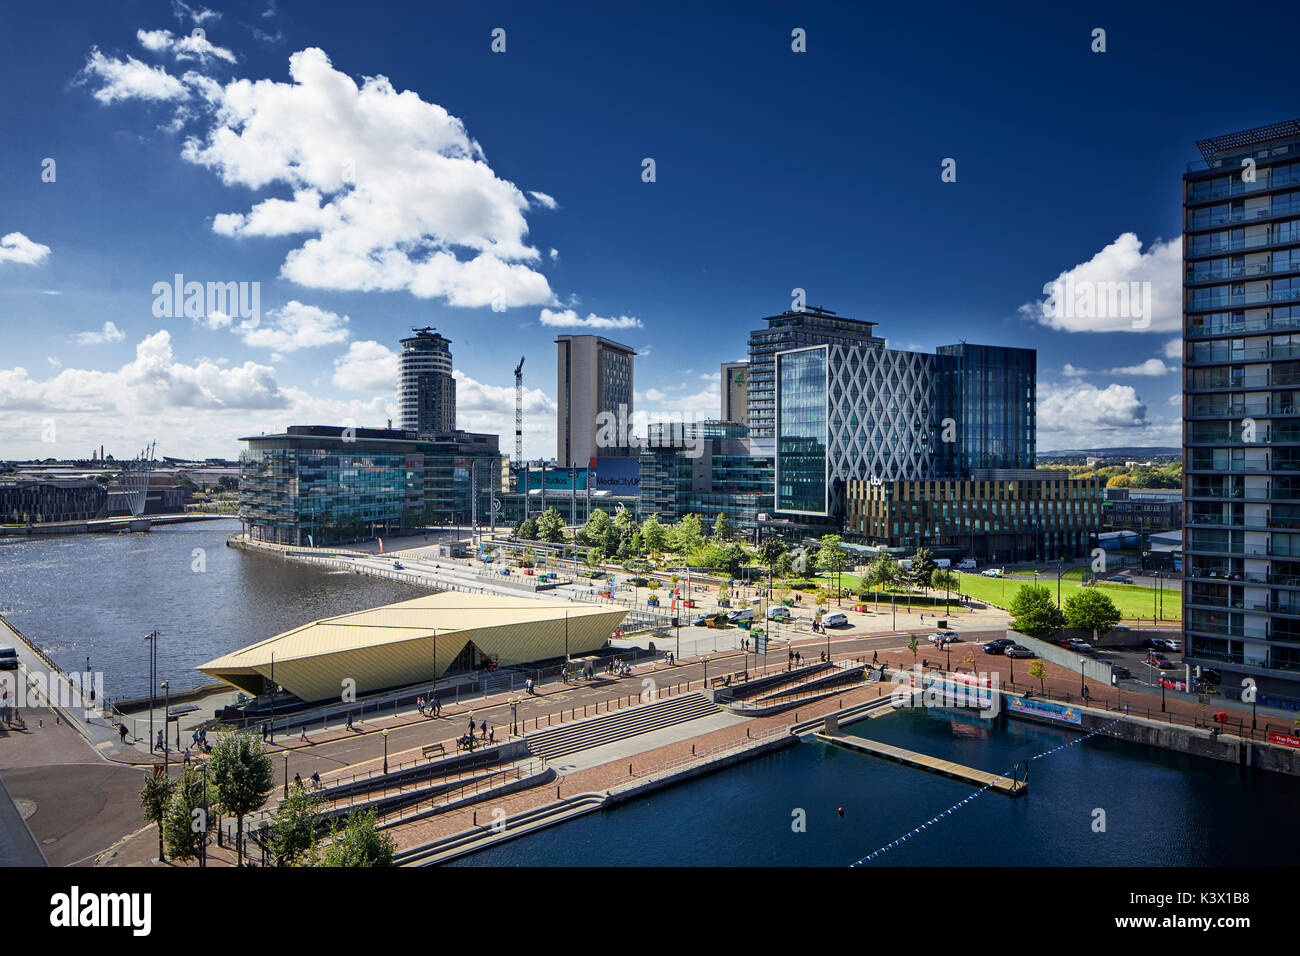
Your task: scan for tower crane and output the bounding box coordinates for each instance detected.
[514,356,525,466]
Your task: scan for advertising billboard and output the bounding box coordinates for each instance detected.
[593,456,641,494]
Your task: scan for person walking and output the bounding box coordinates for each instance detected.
[155,729,164,752]
[480,719,488,740]
[299,726,309,743]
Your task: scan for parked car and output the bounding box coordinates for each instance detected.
[1004,644,1036,658]
[983,638,1014,654]
[1163,639,1183,652]
[981,568,1004,578]
[928,630,959,645]
[0,647,17,671]
[1140,638,1170,651]
[1109,665,1132,680]
[821,611,848,627]
[1155,659,1176,670]
[1110,575,1134,584]
[957,558,977,570]
[1065,639,1093,653]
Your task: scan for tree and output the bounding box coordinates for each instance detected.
[269,785,323,866]
[1106,474,1132,488]
[162,766,213,864]
[313,808,395,867]
[207,731,275,866]
[139,770,177,863]
[909,548,938,592]
[907,633,919,666]
[670,514,704,553]
[712,512,733,543]
[535,506,567,543]
[720,542,751,578]
[1007,584,1066,640]
[1063,588,1122,644]
[640,516,668,554]
[816,535,853,600]
[758,538,787,577]
[865,553,900,606]
[584,547,602,574]
[932,569,960,613]
[775,552,794,579]
[514,516,539,541]
[717,582,731,605]
[1028,659,1048,695]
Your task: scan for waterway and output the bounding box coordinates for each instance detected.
[450,706,1300,866]
[0,518,423,699]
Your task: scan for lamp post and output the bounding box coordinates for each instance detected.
[382,727,390,774]
[703,656,710,688]
[200,763,208,868]
[282,752,289,798]
[1080,658,1086,697]
[160,680,170,772]
[269,652,276,745]
[145,630,158,755]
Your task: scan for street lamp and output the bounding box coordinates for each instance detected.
[382,727,390,774]
[145,630,158,755]
[160,680,170,771]
[1079,658,1086,698]
[283,752,289,798]
[703,656,710,688]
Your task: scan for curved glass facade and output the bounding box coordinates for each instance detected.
[776,346,828,514]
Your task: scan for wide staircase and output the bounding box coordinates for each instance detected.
[525,692,720,761]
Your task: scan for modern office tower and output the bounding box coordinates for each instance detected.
[746,307,886,438]
[1182,119,1300,708]
[639,420,774,538]
[555,335,636,468]
[721,362,750,425]
[399,327,457,437]
[238,425,499,545]
[772,330,1069,551]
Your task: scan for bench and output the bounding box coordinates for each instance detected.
[710,676,729,687]
[421,742,446,758]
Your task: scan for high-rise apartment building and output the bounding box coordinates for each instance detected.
[720,362,750,425]
[555,335,635,468]
[747,307,886,438]
[398,327,456,437]
[1182,119,1300,708]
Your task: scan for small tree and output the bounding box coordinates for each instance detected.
[909,548,938,592]
[1007,584,1066,640]
[932,569,960,614]
[717,582,731,605]
[312,808,396,867]
[535,506,567,544]
[640,516,668,554]
[162,766,213,864]
[139,770,177,863]
[907,634,920,667]
[1063,588,1122,645]
[712,511,733,543]
[1028,659,1048,695]
[208,731,275,866]
[269,785,323,866]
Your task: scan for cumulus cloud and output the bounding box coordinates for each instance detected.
[172,1,221,26]
[80,47,190,103]
[1110,358,1172,376]
[1038,380,1148,434]
[1020,233,1181,333]
[332,340,398,391]
[236,300,349,352]
[1164,338,1182,361]
[0,232,51,266]
[75,321,127,344]
[528,191,558,210]
[452,369,557,460]
[538,308,642,330]
[137,28,237,65]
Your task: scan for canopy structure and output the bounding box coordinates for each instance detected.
[198,592,627,703]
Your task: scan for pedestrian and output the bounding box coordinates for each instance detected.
[199,728,207,746]
[261,722,268,742]
[293,772,303,788]
[872,650,878,664]
[489,727,495,743]
[346,712,354,731]
[118,723,128,744]
[416,695,424,715]
[480,719,487,739]
[299,726,308,743]
[183,747,191,765]
[434,697,442,716]
[310,770,321,789]
[155,729,164,751]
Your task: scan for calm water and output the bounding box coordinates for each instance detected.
[451,707,1300,866]
[0,519,422,698]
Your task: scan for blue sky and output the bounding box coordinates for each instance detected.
[1,0,1298,460]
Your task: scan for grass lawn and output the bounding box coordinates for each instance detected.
[956,571,1181,621]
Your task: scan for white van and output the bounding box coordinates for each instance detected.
[898,559,913,570]
[957,558,977,570]
[727,608,754,623]
[934,559,951,569]
[821,611,848,627]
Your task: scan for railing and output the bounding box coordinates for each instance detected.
[626,724,791,780]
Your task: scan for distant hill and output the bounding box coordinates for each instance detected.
[1038,446,1181,459]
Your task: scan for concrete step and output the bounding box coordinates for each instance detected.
[526,693,720,760]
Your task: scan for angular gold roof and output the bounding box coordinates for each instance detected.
[198,591,627,702]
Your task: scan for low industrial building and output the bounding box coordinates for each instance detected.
[198,592,628,703]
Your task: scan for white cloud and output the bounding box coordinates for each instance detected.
[1040,382,1154,434]
[0,232,51,266]
[167,47,553,308]
[1062,364,1087,377]
[1164,337,1182,361]
[1020,233,1181,333]
[538,307,642,330]
[332,340,398,391]
[453,369,556,460]
[172,1,222,26]
[1110,358,1172,376]
[137,28,237,65]
[528,191,558,210]
[237,300,349,352]
[80,48,190,103]
[644,388,666,402]
[197,309,233,330]
[75,321,126,344]
[549,248,559,261]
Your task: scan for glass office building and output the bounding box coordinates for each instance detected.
[775,348,829,514]
[934,343,1036,477]
[1182,118,1300,708]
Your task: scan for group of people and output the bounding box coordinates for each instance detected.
[416,695,442,717]
[292,770,322,790]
